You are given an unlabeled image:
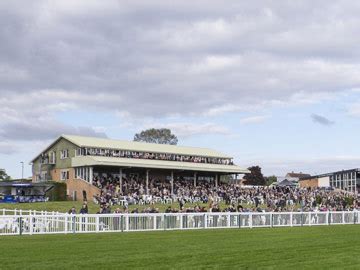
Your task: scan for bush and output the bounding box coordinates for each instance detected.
[315,195,322,205]
[344,196,354,207]
[46,181,67,201]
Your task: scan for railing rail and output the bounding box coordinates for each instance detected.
[0,209,63,216]
[0,211,358,236]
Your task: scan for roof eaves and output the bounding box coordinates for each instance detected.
[72,156,249,174]
[29,135,81,164]
[63,135,231,158]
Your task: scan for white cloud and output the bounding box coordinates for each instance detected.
[240,115,270,124]
[189,55,238,73]
[204,104,241,117]
[1,0,360,145]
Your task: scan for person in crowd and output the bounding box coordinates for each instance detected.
[68,206,76,214]
[90,172,360,213]
[79,204,88,214]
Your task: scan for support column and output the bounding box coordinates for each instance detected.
[119,169,123,195]
[146,170,149,195]
[89,167,93,185]
[194,172,197,187]
[85,167,88,182]
[215,174,218,188]
[171,171,174,196]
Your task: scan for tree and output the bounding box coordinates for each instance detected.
[0,169,11,181]
[265,175,277,186]
[243,166,266,186]
[134,128,178,145]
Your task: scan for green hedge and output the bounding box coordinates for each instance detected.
[46,181,67,201]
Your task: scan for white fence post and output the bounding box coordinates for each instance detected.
[290,212,293,227]
[354,211,356,225]
[29,215,33,235]
[326,212,329,225]
[125,214,129,231]
[249,213,253,229]
[64,215,68,234]
[342,212,345,225]
[79,216,82,232]
[96,216,99,233]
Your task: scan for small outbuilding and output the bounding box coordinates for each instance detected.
[0,182,53,203]
[277,179,298,187]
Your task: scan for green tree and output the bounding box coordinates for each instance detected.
[134,128,178,145]
[0,169,11,181]
[243,166,266,186]
[265,175,277,186]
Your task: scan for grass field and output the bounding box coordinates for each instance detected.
[0,226,359,269]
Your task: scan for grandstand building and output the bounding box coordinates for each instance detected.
[31,135,249,201]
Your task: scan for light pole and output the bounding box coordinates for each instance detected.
[20,161,24,180]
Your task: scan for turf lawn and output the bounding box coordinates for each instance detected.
[0,226,359,269]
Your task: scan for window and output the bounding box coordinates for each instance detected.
[49,151,56,164]
[41,171,48,181]
[60,170,69,180]
[75,148,82,157]
[75,167,82,179]
[60,149,69,159]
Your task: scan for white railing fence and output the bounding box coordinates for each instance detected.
[0,209,63,216]
[0,211,359,236]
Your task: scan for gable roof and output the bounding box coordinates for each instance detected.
[31,134,233,163]
[286,172,311,178]
[278,179,297,187]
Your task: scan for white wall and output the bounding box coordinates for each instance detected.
[318,176,330,187]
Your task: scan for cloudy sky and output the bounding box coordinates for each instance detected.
[1,0,360,178]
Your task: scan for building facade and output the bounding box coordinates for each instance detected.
[31,135,249,201]
[299,168,360,193]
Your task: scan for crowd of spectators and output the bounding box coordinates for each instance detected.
[91,173,360,213]
[80,147,234,165]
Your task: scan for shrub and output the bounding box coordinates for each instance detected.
[46,181,67,201]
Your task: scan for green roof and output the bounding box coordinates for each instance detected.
[72,156,249,174]
[62,134,232,158]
